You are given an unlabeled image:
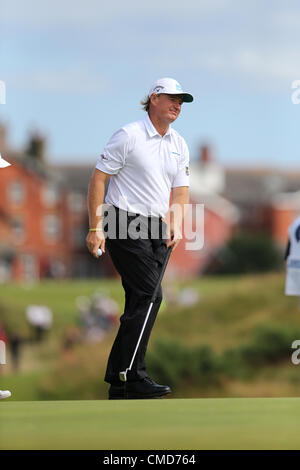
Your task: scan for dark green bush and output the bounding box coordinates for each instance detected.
[212,233,282,274]
[221,324,300,378]
[37,324,300,399]
[245,324,300,365]
[147,338,220,388]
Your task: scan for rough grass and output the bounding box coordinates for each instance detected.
[1,273,300,401]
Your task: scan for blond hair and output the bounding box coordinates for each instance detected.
[140,95,150,112]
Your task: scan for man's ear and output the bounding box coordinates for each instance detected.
[150,93,158,107]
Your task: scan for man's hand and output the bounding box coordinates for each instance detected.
[165,186,188,251]
[86,229,106,258]
[166,220,182,251]
[86,169,111,259]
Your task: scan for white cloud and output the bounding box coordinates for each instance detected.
[145,27,300,90]
[271,9,300,31]
[1,0,233,28]
[5,66,109,94]
[234,49,300,82]
[3,0,300,94]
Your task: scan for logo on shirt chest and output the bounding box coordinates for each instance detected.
[171,151,181,157]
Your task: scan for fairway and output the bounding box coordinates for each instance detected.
[1,397,300,450]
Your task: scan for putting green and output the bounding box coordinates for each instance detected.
[1,397,300,450]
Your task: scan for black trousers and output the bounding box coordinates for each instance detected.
[104,206,167,384]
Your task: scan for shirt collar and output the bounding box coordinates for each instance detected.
[143,113,172,138]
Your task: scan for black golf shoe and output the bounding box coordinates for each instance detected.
[125,377,171,399]
[108,384,125,400]
[108,378,171,400]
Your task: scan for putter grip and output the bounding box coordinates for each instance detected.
[150,246,172,302]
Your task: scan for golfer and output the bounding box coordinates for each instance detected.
[0,154,12,400]
[86,78,193,399]
[285,215,300,301]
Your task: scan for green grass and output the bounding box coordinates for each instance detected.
[1,273,297,343]
[1,397,300,450]
[0,371,47,401]
[0,279,124,331]
[2,273,300,401]
[156,273,300,351]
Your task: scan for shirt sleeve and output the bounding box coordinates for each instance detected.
[171,139,190,188]
[95,128,130,175]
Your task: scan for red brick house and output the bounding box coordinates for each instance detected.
[166,146,239,278]
[0,150,70,280]
[0,127,103,281]
[223,167,300,251]
[0,131,241,280]
[5,120,298,280]
[269,191,300,247]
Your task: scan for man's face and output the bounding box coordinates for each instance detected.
[151,93,183,123]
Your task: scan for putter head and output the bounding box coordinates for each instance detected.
[119,371,127,382]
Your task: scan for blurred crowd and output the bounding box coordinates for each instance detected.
[62,292,119,353]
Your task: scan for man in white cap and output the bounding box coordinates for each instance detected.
[0,153,11,169]
[86,78,193,399]
[0,153,11,399]
[285,215,300,303]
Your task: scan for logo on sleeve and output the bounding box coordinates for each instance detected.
[185,166,190,175]
[101,154,108,161]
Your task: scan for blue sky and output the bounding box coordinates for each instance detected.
[1,0,300,168]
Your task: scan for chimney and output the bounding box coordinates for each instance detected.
[200,145,212,165]
[26,132,45,162]
[0,123,7,153]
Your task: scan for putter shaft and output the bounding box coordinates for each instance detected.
[119,246,172,382]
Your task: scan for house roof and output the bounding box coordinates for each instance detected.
[51,164,94,194]
[190,192,240,223]
[223,168,300,205]
[271,190,300,210]
[6,150,63,185]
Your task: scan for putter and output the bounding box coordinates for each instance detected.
[119,245,173,383]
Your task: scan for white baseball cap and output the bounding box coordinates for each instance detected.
[148,77,193,103]
[0,153,11,168]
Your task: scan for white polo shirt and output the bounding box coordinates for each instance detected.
[95,113,189,218]
[285,215,300,295]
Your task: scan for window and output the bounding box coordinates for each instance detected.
[41,185,59,207]
[68,192,85,213]
[43,215,61,242]
[21,254,38,281]
[11,216,25,243]
[7,181,25,205]
[72,225,86,247]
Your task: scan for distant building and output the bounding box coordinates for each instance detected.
[0,125,106,281]
[190,144,225,195]
[168,145,239,278]
[1,120,299,281]
[269,191,300,246]
[223,167,300,249]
